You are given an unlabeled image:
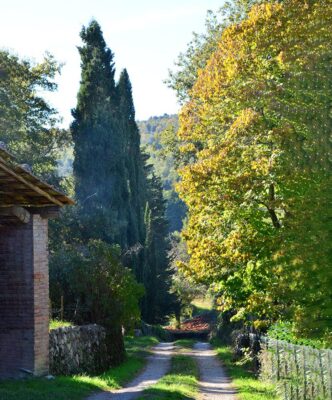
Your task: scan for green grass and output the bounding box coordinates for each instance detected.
[138,355,199,399]
[0,335,158,400]
[191,296,213,314]
[49,319,73,330]
[211,339,280,400]
[125,335,159,355]
[174,339,196,349]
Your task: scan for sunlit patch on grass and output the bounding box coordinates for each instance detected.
[0,336,158,400]
[138,355,199,400]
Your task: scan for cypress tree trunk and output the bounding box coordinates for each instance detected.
[105,324,125,366]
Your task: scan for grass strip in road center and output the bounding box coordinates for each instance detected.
[174,339,196,349]
[138,354,199,400]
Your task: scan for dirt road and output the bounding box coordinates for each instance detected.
[86,342,174,400]
[86,341,236,399]
[194,342,237,400]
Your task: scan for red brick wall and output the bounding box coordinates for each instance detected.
[0,214,49,378]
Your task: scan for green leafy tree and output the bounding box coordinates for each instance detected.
[177,0,332,343]
[50,240,144,365]
[168,232,204,325]
[0,50,69,179]
[166,0,263,103]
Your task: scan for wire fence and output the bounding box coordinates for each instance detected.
[50,296,92,325]
[254,335,332,400]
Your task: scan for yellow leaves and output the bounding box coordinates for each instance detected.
[176,0,332,331]
[253,319,270,330]
[251,157,270,175]
[179,143,196,154]
[228,108,259,135]
[264,3,277,19]
[291,257,304,266]
[276,51,286,68]
[231,307,247,322]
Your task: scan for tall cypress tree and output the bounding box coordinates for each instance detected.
[142,168,174,323]
[71,19,131,365]
[72,20,176,326]
[117,70,145,248]
[72,20,128,246]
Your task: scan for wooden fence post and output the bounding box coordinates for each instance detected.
[303,347,307,400]
[294,346,300,400]
[277,340,280,381]
[60,295,64,321]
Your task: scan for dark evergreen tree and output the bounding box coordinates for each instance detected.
[117,70,146,276]
[116,73,176,322]
[71,20,129,246]
[71,20,176,329]
[71,19,130,365]
[142,168,175,323]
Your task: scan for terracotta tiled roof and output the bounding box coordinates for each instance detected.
[0,144,74,208]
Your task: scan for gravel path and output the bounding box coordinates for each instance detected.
[86,342,174,400]
[194,342,237,400]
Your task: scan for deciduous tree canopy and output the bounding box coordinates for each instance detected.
[0,50,69,179]
[177,0,332,343]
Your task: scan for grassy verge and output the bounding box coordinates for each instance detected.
[0,335,158,400]
[174,339,196,349]
[211,339,280,400]
[138,355,199,400]
[125,335,159,356]
[49,319,73,330]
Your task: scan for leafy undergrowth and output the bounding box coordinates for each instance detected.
[49,319,73,330]
[267,321,330,349]
[211,339,280,400]
[0,335,158,400]
[138,355,199,399]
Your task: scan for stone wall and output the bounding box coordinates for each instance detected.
[49,324,109,375]
[141,321,173,341]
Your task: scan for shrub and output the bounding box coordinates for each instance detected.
[50,240,144,364]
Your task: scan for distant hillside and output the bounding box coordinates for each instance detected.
[138,114,178,146]
[138,114,186,233]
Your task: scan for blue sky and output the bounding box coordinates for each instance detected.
[1,0,224,125]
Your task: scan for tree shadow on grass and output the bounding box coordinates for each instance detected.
[0,353,147,400]
[138,386,196,400]
[0,375,100,400]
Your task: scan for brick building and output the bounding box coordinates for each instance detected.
[0,145,73,378]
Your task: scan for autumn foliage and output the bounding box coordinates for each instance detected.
[166,315,211,334]
[177,0,332,343]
